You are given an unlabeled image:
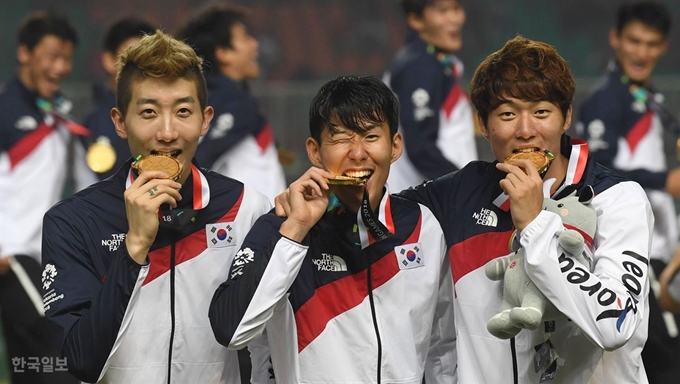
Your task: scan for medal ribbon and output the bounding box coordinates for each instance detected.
[356,188,394,249]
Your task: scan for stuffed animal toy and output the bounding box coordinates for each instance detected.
[485,185,596,339]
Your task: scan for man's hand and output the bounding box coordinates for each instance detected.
[278,167,335,242]
[124,171,182,265]
[496,159,544,231]
[659,247,680,313]
[665,167,680,199]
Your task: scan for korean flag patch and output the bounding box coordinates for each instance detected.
[395,243,424,270]
[206,222,236,248]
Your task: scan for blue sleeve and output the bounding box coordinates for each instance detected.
[209,213,287,347]
[195,97,264,169]
[579,92,667,190]
[391,62,458,179]
[397,171,460,231]
[42,210,142,383]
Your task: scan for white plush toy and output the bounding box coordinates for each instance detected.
[485,185,597,339]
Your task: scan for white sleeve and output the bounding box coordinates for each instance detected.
[522,182,652,351]
[228,237,308,349]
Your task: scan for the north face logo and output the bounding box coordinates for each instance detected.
[312,253,347,272]
[472,208,497,227]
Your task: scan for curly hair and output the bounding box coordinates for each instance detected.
[115,30,208,117]
[469,36,575,124]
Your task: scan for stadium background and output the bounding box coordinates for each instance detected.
[0,0,679,380]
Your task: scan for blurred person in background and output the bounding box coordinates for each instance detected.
[178,3,287,204]
[576,2,680,382]
[384,0,477,192]
[83,17,156,181]
[0,10,87,384]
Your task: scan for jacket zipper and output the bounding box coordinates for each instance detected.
[511,337,518,384]
[366,256,382,383]
[167,242,176,384]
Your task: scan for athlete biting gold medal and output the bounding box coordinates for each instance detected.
[132,154,183,181]
[326,175,369,186]
[503,147,555,177]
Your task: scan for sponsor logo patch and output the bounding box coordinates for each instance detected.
[312,253,347,272]
[230,248,255,280]
[209,113,235,139]
[101,233,126,252]
[472,208,498,227]
[412,88,434,122]
[42,263,57,290]
[15,115,38,131]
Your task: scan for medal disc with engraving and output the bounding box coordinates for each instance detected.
[87,140,117,173]
[327,175,368,186]
[504,147,554,176]
[132,155,183,181]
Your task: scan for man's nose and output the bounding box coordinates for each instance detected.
[515,114,537,139]
[347,139,368,160]
[156,116,180,142]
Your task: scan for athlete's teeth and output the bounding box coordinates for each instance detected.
[345,171,372,178]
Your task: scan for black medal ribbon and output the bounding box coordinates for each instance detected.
[359,188,393,242]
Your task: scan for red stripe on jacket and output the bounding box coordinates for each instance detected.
[626,111,653,153]
[449,230,514,283]
[295,214,423,352]
[143,189,244,286]
[256,123,274,153]
[8,123,54,170]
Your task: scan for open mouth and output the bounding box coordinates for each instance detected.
[151,149,182,158]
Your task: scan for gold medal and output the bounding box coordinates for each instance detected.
[327,175,368,186]
[504,147,555,176]
[132,154,183,181]
[87,138,117,173]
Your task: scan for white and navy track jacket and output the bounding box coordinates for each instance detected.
[578,61,677,263]
[195,73,286,203]
[384,36,477,192]
[42,161,271,383]
[0,77,96,261]
[400,137,653,383]
[209,191,456,384]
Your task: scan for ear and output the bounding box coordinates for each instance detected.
[609,29,620,51]
[476,112,489,140]
[215,46,232,66]
[17,44,30,65]
[390,132,403,164]
[406,13,425,33]
[102,51,118,77]
[306,137,323,168]
[562,106,572,133]
[201,106,214,137]
[659,38,670,56]
[111,107,128,139]
[578,185,595,204]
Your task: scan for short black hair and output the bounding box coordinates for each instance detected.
[617,1,671,38]
[18,11,78,51]
[103,17,157,54]
[309,76,400,143]
[176,3,249,73]
[399,0,462,17]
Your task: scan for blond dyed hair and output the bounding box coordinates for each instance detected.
[115,30,208,117]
